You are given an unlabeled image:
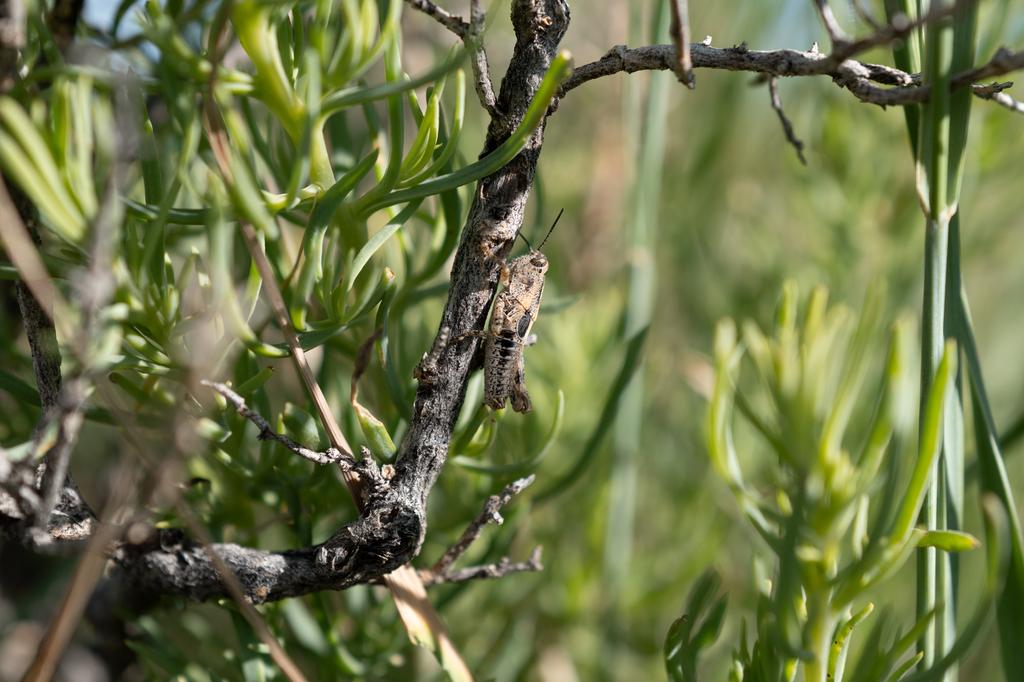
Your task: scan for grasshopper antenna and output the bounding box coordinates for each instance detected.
[515,209,564,252]
[536,208,564,250]
[516,230,535,251]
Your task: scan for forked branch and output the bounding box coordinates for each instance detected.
[405,0,499,115]
[558,41,1024,111]
[432,475,536,574]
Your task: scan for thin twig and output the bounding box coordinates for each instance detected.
[973,80,1024,114]
[421,546,544,586]
[953,46,1024,89]
[812,0,850,46]
[554,3,993,107]
[669,0,694,88]
[468,0,498,114]
[0,173,117,530]
[432,475,535,574]
[404,0,468,38]
[201,381,351,467]
[34,174,119,527]
[768,77,807,165]
[831,0,970,62]
[405,0,497,115]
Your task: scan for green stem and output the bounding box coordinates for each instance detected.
[917,215,949,669]
[804,593,835,682]
[916,3,956,670]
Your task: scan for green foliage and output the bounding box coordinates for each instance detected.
[884,1,1024,677]
[0,0,570,678]
[701,282,989,681]
[2,1,1024,680]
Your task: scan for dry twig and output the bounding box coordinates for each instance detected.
[202,381,351,467]
[812,0,850,46]
[469,0,498,114]
[669,0,694,88]
[954,46,1024,88]
[405,0,468,38]
[417,476,542,588]
[973,80,1024,114]
[831,0,969,62]
[433,475,536,574]
[422,546,544,586]
[557,42,1024,111]
[768,77,807,165]
[405,0,498,115]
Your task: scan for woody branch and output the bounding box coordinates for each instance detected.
[9,0,1024,607]
[5,0,571,605]
[556,41,1024,109]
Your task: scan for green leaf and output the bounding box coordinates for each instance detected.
[958,291,1024,680]
[890,341,956,544]
[402,69,465,188]
[828,602,874,682]
[0,118,84,240]
[0,367,42,406]
[321,47,466,115]
[354,51,574,217]
[235,367,275,396]
[916,530,980,552]
[281,599,329,655]
[946,2,978,206]
[664,569,728,682]
[354,402,397,461]
[343,199,422,293]
[279,402,324,451]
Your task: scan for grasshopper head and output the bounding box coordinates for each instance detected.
[513,209,561,274]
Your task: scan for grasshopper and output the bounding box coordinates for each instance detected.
[464,210,563,413]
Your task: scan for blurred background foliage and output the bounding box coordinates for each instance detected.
[1,0,1024,680]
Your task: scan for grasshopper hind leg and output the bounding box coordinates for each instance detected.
[510,351,532,413]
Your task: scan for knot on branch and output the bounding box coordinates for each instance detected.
[511,0,569,42]
[314,500,423,579]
